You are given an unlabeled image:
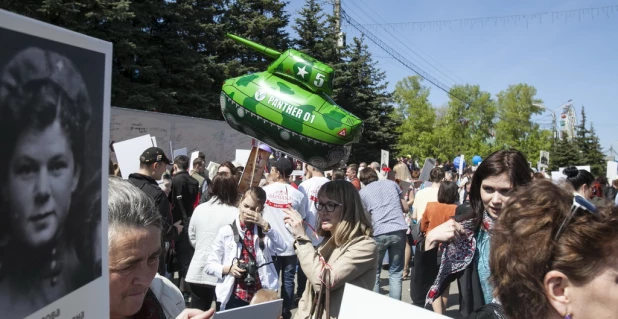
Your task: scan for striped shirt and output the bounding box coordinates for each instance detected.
[359,180,408,236]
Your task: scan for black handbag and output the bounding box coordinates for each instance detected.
[167,241,181,273]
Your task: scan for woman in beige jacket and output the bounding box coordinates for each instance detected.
[284,180,378,319]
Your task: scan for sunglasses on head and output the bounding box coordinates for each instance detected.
[554,195,599,242]
[315,201,342,213]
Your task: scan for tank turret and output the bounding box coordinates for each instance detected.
[220,34,362,170]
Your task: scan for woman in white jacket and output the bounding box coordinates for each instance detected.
[205,187,288,310]
[186,172,240,310]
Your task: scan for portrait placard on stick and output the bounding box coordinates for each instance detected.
[238,146,271,194]
[0,9,112,318]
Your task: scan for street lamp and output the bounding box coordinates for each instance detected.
[608,139,618,161]
[532,103,563,142]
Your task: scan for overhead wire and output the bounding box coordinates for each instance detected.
[357,4,618,30]
[343,2,458,88]
[350,0,466,86]
[341,2,457,89]
[339,6,469,104]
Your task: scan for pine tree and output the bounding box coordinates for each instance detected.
[586,123,606,176]
[154,0,226,118]
[551,134,580,170]
[218,0,291,78]
[335,37,399,163]
[292,0,340,66]
[574,106,590,164]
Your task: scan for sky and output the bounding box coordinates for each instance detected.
[285,0,618,160]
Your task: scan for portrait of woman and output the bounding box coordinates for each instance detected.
[0,33,104,318]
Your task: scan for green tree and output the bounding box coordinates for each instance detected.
[218,0,291,78]
[494,83,549,160]
[586,123,606,176]
[574,106,591,162]
[0,0,228,117]
[333,37,399,163]
[551,134,581,170]
[393,75,435,160]
[292,0,340,65]
[433,84,497,160]
[154,0,226,118]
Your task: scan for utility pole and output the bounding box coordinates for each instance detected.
[334,0,341,34]
[333,0,345,48]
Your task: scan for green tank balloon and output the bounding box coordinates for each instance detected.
[220,34,362,170]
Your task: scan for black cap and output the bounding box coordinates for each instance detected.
[273,157,294,178]
[140,147,171,165]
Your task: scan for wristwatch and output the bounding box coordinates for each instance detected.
[262,222,271,233]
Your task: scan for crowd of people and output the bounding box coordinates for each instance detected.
[103,146,618,319]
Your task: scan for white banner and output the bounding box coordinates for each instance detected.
[607,161,618,183]
[380,149,389,170]
[114,135,154,179]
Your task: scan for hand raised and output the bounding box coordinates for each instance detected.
[283,207,305,237]
[425,219,465,250]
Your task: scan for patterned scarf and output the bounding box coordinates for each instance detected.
[425,211,495,306]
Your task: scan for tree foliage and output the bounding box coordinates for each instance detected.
[393,76,435,160]
[494,83,550,161]
[0,0,290,119]
[432,84,496,160]
[292,0,339,65]
[332,37,399,163]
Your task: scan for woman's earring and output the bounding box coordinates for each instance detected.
[564,314,572,319]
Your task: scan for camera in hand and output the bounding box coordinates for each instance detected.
[237,260,259,287]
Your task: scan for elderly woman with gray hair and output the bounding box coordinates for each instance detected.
[108,177,213,319]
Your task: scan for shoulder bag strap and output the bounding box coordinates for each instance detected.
[230,220,257,264]
[176,195,189,223]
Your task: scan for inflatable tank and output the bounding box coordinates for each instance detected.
[220,34,362,170]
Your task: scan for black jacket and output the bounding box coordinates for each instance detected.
[168,171,200,224]
[412,237,484,318]
[128,173,177,242]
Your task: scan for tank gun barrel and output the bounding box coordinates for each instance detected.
[226,34,281,60]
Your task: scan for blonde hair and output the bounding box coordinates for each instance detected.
[250,289,279,305]
[316,180,373,246]
[250,289,281,319]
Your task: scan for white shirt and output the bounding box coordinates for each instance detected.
[261,182,307,256]
[298,176,330,246]
[186,197,239,286]
[204,216,287,310]
[413,185,440,222]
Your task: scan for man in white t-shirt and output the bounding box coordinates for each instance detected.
[413,167,444,222]
[262,157,307,319]
[295,164,329,299]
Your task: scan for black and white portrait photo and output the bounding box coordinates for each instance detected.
[0,10,111,319]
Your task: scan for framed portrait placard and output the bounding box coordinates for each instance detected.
[0,9,112,319]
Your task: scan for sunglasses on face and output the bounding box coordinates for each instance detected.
[554,195,599,242]
[315,201,342,213]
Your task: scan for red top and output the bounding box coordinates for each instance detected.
[350,178,361,191]
[234,222,262,302]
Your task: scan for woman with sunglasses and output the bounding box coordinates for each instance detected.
[490,180,618,319]
[283,180,377,319]
[414,150,531,316]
